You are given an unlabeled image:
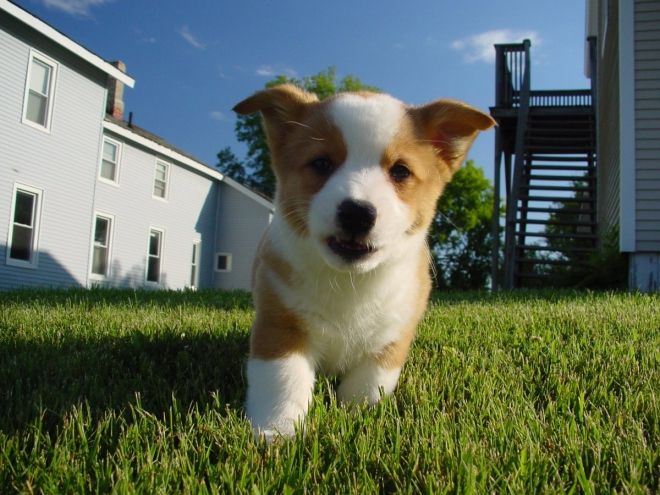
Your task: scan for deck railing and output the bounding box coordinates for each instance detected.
[495,42,528,108]
[529,89,592,108]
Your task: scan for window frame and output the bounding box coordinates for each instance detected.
[145,227,165,284]
[21,49,58,133]
[88,212,115,279]
[214,252,233,273]
[152,160,170,201]
[98,136,122,185]
[6,183,43,269]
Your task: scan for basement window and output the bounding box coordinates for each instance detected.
[215,253,232,272]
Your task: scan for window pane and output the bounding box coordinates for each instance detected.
[147,257,160,282]
[10,225,32,261]
[216,255,227,271]
[14,191,35,226]
[149,231,161,256]
[153,180,166,198]
[92,246,108,275]
[94,217,109,245]
[100,160,116,181]
[26,92,47,126]
[103,141,117,162]
[30,59,50,95]
[190,265,197,287]
[155,163,167,180]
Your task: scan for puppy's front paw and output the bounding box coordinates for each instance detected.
[338,361,402,406]
[246,354,315,441]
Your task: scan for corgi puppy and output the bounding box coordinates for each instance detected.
[233,84,494,439]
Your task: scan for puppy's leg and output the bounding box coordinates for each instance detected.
[337,334,413,405]
[337,358,402,405]
[246,353,315,440]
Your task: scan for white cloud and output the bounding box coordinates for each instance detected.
[178,26,206,50]
[255,65,297,78]
[209,111,225,121]
[451,29,541,64]
[256,65,276,77]
[40,0,111,16]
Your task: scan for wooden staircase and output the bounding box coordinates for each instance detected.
[490,40,598,289]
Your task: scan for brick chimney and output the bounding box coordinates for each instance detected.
[106,61,126,120]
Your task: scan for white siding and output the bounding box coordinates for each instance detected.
[635,0,660,251]
[0,16,106,289]
[597,0,621,238]
[93,132,219,289]
[214,183,272,290]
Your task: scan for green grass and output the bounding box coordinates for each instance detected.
[0,288,658,493]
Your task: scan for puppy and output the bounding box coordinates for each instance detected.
[233,84,494,439]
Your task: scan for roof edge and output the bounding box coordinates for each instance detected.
[1,0,135,87]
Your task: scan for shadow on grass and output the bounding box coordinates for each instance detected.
[0,287,254,311]
[0,289,252,434]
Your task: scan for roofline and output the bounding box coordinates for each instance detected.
[221,176,275,211]
[102,120,275,211]
[1,0,135,88]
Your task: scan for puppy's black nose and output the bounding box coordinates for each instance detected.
[337,199,377,236]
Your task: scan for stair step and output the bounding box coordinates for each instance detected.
[517,244,596,253]
[526,165,592,172]
[524,174,596,182]
[527,135,594,143]
[526,155,594,162]
[518,206,595,215]
[515,231,598,240]
[518,258,589,267]
[520,184,595,192]
[526,145,594,153]
[516,219,597,227]
[519,195,596,203]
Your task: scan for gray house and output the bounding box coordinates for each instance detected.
[586,0,660,291]
[0,0,273,291]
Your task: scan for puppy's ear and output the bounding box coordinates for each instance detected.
[233,84,319,149]
[410,100,496,173]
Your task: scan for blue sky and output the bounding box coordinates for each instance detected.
[15,0,590,182]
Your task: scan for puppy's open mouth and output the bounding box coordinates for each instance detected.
[327,236,376,262]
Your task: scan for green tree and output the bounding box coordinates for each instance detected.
[431,160,498,290]
[216,67,378,198]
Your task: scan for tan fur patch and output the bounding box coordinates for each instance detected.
[272,104,347,236]
[250,277,308,359]
[380,115,451,235]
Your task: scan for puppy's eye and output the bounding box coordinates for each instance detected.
[309,156,335,177]
[389,162,411,182]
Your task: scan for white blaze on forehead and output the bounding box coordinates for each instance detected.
[327,93,406,163]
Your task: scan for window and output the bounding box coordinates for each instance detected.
[146,228,163,283]
[190,241,200,288]
[100,138,121,183]
[215,252,232,272]
[23,51,57,131]
[153,161,169,199]
[91,214,113,277]
[7,184,42,267]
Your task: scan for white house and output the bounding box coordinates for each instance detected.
[0,0,273,291]
[585,0,660,291]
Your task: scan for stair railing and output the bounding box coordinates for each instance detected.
[503,39,532,288]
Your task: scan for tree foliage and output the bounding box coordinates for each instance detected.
[430,160,497,289]
[218,68,498,289]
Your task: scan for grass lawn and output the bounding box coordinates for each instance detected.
[0,288,658,493]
